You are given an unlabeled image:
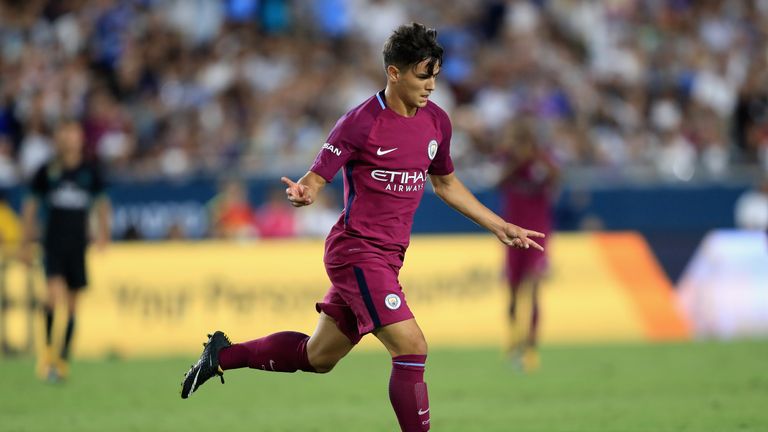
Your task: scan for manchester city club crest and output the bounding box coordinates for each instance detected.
[427,139,438,160]
[385,293,402,310]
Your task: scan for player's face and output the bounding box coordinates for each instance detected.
[397,59,440,109]
[55,122,84,156]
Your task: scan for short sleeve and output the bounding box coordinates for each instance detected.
[29,165,48,199]
[90,163,107,196]
[427,109,454,176]
[309,111,370,182]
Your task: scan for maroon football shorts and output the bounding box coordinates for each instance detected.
[316,258,414,344]
[506,243,548,287]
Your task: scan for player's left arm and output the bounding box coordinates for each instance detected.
[92,195,111,250]
[91,164,111,250]
[429,172,545,251]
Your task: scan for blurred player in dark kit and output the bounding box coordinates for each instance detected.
[181,23,544,431]
[21,119,111,381]
[498,121,559,372]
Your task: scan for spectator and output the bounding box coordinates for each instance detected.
[208,178,257,239]
[255,187,296,238]
[0,0,766,183]
[295,188,342,238]
[735,177,768,231]
[0,190,22,255]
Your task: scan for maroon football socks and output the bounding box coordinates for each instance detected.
[390,354,430,431]
[219,336,431,431]
[218,331,315,373]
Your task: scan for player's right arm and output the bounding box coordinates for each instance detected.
[281,171,328,207]
[19,196,38,265]
[286,109,366,207]
[286,103,371,208]
[19,166,47,264]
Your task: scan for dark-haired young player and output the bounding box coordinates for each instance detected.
[181,23,543,431]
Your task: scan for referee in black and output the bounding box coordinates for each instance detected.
[20,118,111,382]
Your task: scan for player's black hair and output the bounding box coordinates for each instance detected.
[383,23,443,75]
[55,116,82,129]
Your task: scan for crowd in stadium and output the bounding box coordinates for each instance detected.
[1,0,767,189]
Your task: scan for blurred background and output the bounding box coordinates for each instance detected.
[1,0,768,219]
[0,1,767,431]
[0,1,765,220]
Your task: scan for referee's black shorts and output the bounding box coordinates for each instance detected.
[43,246,87,290]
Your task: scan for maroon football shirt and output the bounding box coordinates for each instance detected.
[310,90,454,267]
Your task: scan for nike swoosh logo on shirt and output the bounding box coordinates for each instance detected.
[418,408,430,415]
[376,147,398,156]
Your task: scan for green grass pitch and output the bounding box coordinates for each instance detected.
[1,340,767,431]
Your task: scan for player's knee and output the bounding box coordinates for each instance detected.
[308,347,347,373]
[313,364,335,374]
[67,300,77,315]
[411,337,428,356]
[393,335,428,357]
[310,355,340,374]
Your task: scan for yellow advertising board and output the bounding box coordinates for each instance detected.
[0,233,688,359]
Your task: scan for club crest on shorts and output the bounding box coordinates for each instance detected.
[385,293,402,310]
[427,139,438,160]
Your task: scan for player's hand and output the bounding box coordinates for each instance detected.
[281,176,313,207]
[94,235,109,253]
[17,242,36,266]
[498,223,545,251]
